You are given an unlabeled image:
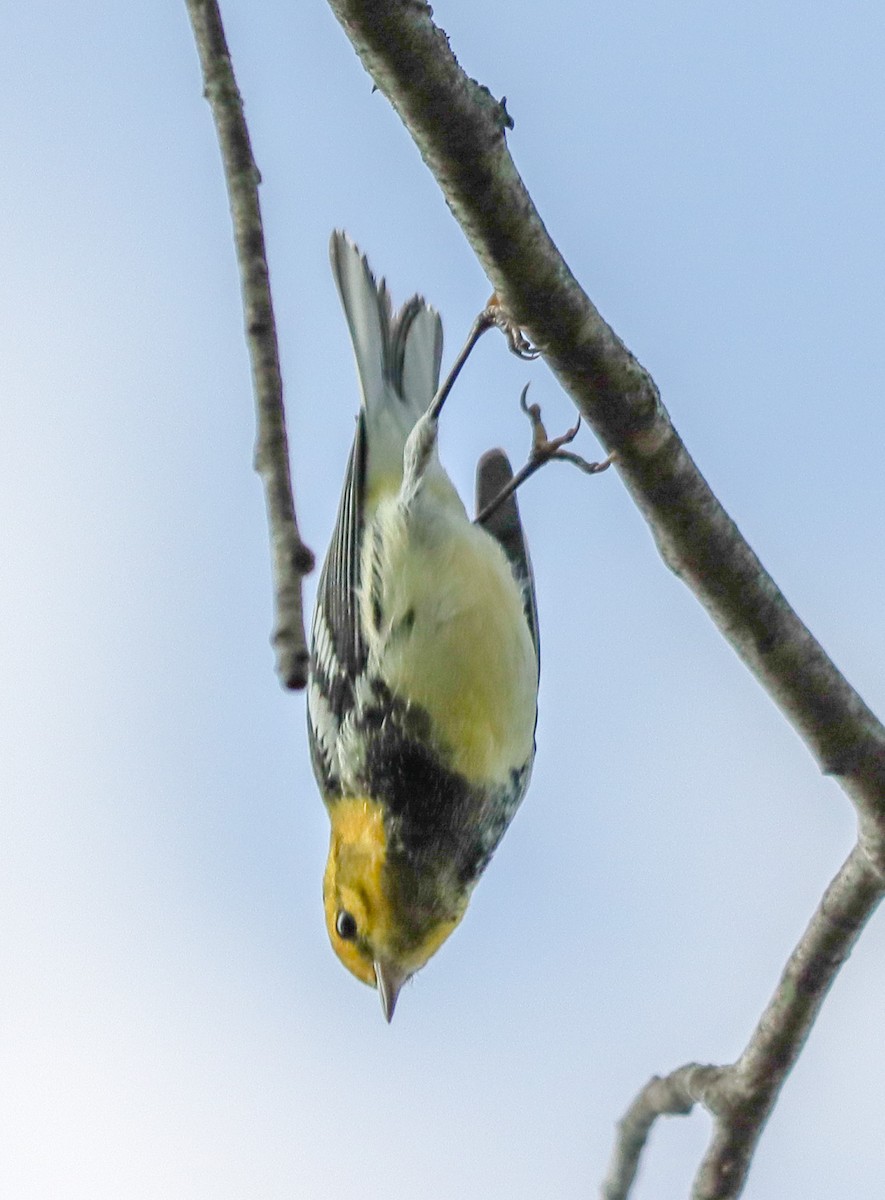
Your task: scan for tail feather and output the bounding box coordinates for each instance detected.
[400,298,443,413]
[330,231,442,416]
[330,231,391,410]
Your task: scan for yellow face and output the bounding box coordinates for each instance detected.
[323,796,467,1008]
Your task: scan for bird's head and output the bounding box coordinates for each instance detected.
[323,796,467,1021]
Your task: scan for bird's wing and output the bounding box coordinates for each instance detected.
[315,414,369,687]
[307,413,369,792]
[309,235,444,792]
[317,235,441,691]
[475,449,540,667]
[329,230,442,415]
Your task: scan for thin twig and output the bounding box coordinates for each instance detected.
[185,0,314,689]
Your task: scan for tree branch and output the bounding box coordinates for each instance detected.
[186,0,314,689]
[323,2,885,1194]
[324,0,885,822]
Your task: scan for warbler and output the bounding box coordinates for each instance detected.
[307,233,539,1020]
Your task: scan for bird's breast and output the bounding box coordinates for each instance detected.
[361,496,537,786]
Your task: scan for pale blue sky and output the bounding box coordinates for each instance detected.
[2,2,885,1197]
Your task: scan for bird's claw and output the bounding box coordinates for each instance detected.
[474,387,613,526]
[483,296,540,360]
[518,383,614,475]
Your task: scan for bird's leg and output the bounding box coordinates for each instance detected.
[427,297,539,423]
[400,410,440,510]
[475,385,615,526]
[426,310,493,424]
[405,299,539,510]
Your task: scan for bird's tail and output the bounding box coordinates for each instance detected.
[330,232,443,488]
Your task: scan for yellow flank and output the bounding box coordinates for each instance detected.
[364,470,402,509]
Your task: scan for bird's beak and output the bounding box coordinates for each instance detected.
[374,960,406,1023]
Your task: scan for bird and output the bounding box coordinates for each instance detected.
[307,232,539,1021]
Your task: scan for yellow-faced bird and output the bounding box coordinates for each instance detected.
[307,233,539,1020]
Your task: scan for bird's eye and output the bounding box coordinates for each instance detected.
[336,910,358,941]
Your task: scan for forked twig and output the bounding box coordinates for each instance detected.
[601,1065,725,1200]
[601,842,885,1199]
